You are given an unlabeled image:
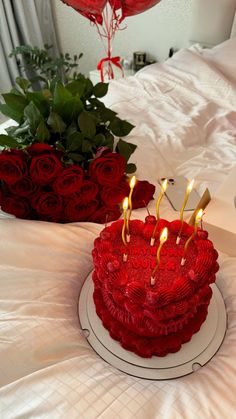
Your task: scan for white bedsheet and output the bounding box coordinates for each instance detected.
[1,41,236,418]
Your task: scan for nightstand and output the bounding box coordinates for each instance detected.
[89,68,135,84]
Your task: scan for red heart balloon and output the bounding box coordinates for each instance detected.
[61,0,107,20]
[121,0,161,18]
[62,0,161,22]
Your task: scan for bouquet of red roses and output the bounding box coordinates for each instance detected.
[0,143,155,223]
[0,72,155,223]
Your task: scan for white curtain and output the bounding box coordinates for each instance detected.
[0,0,59,93]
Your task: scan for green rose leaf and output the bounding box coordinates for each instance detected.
[78,111,96,139]
[116,138,137,163]
[47,111,66,134]
[94,133,106,146]
[53,82,72,115]
[63,96,84,123]
[109,117,134,137]
[0,93,28,123]
[15,76,31,91]
[0,104,23,124]
[126,163,137,174]
[36,120,50,142]
[82,139,92,153]
[26,91,50,116]
[66,80,86,97]
[67,132,84,151]
[0,134,19,148]
[98,107,117,123]
[84,78,94,98]
[67,152,85,162]
[103,130,114,150]
[24,101,43,134]
[93,82,109,98]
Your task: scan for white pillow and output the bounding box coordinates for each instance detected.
[201,38,236,84]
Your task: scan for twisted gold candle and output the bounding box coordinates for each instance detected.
[150,227,168,286]
[181,209,203,266]
[127,176,136,237]
[176,179,194,244]
[122,197,129,247]
[180,179,194,222]
[151,179,168,245]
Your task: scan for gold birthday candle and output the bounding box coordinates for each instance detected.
[122,197,129,246]
[180,179,194,222]
[181,209,203,266]
[151,179,168,245]
[150,227,168,286]
[127,176,136,227]
[176,179,195,244]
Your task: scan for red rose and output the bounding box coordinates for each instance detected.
[65,198,98,222]
[75,180,99,203]
[100,182,129,207]
[89,152,125,186]
[53,165,84,195]
[1,196,31,219]
[32,192,63,216]
[0,185,4,205]
[30,153,62,185]
[8,176,38,197]
[89,205,121,224]
[0,150,27,185]
[132,180,155,209]
[27,144,55,155]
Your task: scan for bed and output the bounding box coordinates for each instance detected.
[1,2,236,418]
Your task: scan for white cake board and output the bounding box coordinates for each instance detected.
[78,273,227,380]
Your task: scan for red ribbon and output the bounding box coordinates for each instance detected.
[97,56,124,82]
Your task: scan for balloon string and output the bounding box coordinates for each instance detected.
[94,4,125,81]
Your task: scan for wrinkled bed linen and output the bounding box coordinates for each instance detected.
[1,43,236,418]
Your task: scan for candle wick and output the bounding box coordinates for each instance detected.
[150,237,155,246]
[181,257,186,266]
[123,253,128,262]
[150,276,156,286]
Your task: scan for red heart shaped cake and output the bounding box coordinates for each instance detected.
[92,216,219,357]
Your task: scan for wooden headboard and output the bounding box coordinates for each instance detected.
[189,0,236,47]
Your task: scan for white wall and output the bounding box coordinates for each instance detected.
[52,0,194,76]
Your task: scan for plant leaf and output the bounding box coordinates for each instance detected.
[47,111,66,134]
[78,111,96,139]
[67,152,85,162]
[82,139,92,153]
[94,133,106,146]
[0,134,19,148]
[109,117,134,137]
[53,82,72,115]
[84,78,94,98]
[36,120,50,142]
[63,96,84,123]
[126,163,137,174]
[67,132,84,151]
[0,104,23,123]
[1,93,28,123]
[98,107,117,123]
[93,82,109,98]
[24,101,43,134]
[15,76,31,91]
[116,138,137,163]
[66,80,86,97]
[26,91,50,116]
